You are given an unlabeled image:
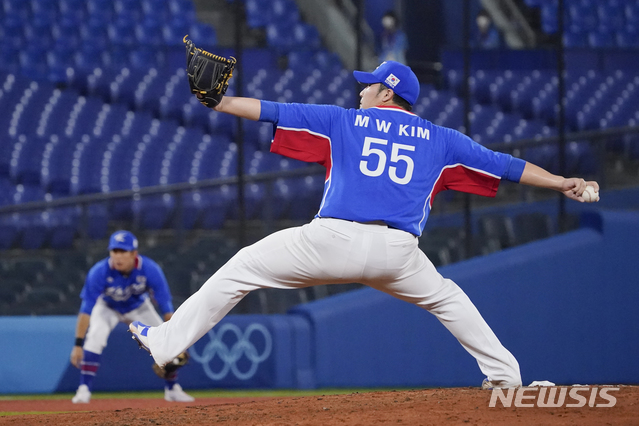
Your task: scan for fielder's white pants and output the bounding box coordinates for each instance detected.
[147,218,521,386]
[85,296,163,354]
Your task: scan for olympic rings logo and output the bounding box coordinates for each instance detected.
[189,323,273,381]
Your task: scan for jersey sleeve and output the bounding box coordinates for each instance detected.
[264,102,341,167]
[79,264,105,315]
[434,127,524,198]
[143,257,174,315]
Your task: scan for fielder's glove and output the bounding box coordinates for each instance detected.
[152,351,190,379]
[184,35,236,108]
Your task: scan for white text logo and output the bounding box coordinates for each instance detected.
[489,387,619,408]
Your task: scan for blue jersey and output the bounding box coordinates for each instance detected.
[79,255,174,315]
[260,101,525,236]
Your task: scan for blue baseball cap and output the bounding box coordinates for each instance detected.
[353,61,420,105]
[108,230,139,251]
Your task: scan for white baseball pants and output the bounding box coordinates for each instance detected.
[85,296,163,354]
[147,218,521,386]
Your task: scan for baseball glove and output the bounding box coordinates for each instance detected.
[184,35,236,108]
[152,351,190,379]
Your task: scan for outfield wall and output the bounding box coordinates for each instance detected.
[0,209,637,394]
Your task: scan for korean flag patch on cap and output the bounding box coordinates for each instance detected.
[385,73,400,88]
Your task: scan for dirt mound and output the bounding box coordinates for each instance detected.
[1,386,637,425]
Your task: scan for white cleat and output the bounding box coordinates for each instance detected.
[164,383,195,402]
[71,384,91,403]
[129,321,152,354]
[481,378,522,389]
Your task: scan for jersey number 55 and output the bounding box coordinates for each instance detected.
[359,137,415,185]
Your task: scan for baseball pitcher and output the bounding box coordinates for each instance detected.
[130,40,600,390]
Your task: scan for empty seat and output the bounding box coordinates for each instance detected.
[588,29,616,48]
[478,214,516,250]
[19,286,65,311]
[199,184,237,229]
[108,17,138,49]
[0,278,26,308]
[597,2,625,30]
[47,206,79,249]
[19,212,49,250]
[189,22,217,48]
[563,30,588,48]
[0,213,21,250]
[422,226,467,263]
[266,21,296,52]
[514,212,554,245]
[0,45,20,73]
[244,0,272,28]
[163,18,191,47]
[568,3,598,32]
[616,28,639,47]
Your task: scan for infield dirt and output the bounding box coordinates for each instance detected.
[1,386,637,425]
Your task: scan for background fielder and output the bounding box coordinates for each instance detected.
[70,230,194,403]
[130,55,599,389]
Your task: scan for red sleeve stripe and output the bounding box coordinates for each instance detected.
[270,126,333,180]
[428,163,501,208]
[418,163,501,231]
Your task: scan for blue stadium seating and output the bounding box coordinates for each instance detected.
[1,0,638,254]
[163,18,191,47]
[616,27,639,47]
[199,184,237,229]
[244,0,272,28]
[0,213,21,250]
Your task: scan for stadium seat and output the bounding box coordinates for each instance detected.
[20,212,49,250]
[45,205,80,249]
[514,212,554,245]
[292,23,321,50]
[0,213,21,250]
[136,19,165,48]
[134,193,176,230]
[200,184,237,229]
[163,18,191,47]
[18,287,65,312]
[478,214,516,250]
[541,4,559,33]
[85,203,108,239]
[108,17,138,49]
[2,0,30,20]
[168,0,196,24]
[59,0,85,20]
[589,29,616,48]
[266,21,295,52]
[244,0,272,28]
[568,3,598,32]
[24,15,55,50]
[0,45,20,73]
[0,278,25,309]
[113,0,144,22]
[20,45,49,81]
[616,28,639,47]
[597,2,625,30]
[189,22,217,48]
[142,0,168,20]
[87,0,113,24]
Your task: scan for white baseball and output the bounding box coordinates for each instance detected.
[582,185,599,202]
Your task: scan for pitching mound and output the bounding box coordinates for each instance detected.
[1,386,637,425]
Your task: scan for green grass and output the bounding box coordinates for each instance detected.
[0,387,393,402]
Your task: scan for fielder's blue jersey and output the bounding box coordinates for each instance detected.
[260,101,525,236]
[79,255,174,315]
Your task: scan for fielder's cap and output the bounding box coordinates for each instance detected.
[353,61,420,105]
[108,230,139,251]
